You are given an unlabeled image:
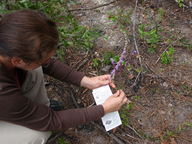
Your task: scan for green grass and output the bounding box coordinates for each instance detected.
[138,24,160,53]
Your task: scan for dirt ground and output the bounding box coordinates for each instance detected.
[47,0,192,144]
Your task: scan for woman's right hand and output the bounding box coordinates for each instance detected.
[102,90,128,114]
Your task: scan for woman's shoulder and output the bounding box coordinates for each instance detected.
[0,63,16,84]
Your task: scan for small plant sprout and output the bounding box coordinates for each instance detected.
[161,47,175,64]
[176,0,184,8]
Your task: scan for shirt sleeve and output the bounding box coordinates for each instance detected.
[0,87,104,131]
[42,58,85,86]
[0,77,104,131]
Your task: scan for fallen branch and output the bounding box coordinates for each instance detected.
[131,71,142,88]
[126,125,143,139]
[115,133,133,144]
[68,0,119,12]
[117,127,141,142]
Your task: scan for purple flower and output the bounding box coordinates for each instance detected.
[110,58,116,66]
[132,50,137,55]
[125,60,129,66]
[110,48,127,79]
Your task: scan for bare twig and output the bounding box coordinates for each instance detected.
[174,135,192,142]
[68,0,119,12]
[117,127,141,142]
[126,125,142,139]
[155,36,181,64]
[47,132,64,144]
[131,0,143,87]
[75,57,90,71]
[122,28,130,54]
[115,134,133,144]
[131,71,142,87]
[87,102,95,108]
[145,62,160,77]
[61,86,80,108]
[132,0,142,67]
[125,133,139,140]
[91,122,125,144]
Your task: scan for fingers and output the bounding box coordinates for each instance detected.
[97,74,117,88]
[97,75,110,85]
[119,90,125,98]
[101,74,116,88]
[123,97,128,104]
[99,74,111,81]
[98,80,109,86]
[113,90,120,97]
[103,89,130,113]
[118,90,128,104]
[109,82,116,88]
[113,90,124,97]
[99,75,113,84]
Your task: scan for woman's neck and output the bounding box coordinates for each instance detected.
[0,56,14,69]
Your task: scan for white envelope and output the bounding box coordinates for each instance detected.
[92,85,122,131]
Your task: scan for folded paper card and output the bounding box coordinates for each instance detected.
[92,85,122,131]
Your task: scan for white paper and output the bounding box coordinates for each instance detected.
[92,85,122,131]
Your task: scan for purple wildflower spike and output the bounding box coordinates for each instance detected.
[110,48,127,79]
[110,58,116,66]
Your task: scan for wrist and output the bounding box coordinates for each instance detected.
[80,76,90,88]
[102,103,109,114]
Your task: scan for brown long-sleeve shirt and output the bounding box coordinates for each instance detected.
[0,58,104,131]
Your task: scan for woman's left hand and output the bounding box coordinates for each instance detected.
[80,74,116,90]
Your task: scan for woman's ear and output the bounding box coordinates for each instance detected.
[10,57,26,68]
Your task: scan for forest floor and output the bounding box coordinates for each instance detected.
[46,0,192,144]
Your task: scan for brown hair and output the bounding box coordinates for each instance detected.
[0,10,59,63]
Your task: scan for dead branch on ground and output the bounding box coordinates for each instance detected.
[68,0,120,12]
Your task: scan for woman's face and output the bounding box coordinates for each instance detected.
[12,50,56,70]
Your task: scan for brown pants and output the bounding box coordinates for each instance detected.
[0,67,51,144]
